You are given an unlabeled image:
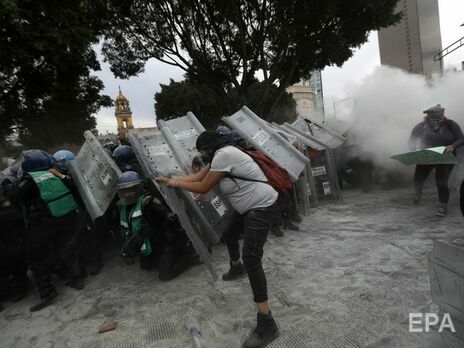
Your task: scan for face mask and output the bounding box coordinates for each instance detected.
[429,118,443,131]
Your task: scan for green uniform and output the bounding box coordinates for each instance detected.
[117,194,152,256]
[29,171,79,218]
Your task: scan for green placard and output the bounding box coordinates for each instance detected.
[391,146,457,165]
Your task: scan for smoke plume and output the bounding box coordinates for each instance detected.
[333,66,464,169]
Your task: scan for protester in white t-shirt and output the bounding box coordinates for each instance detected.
[155,131,279,348]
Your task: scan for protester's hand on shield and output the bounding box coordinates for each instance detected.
[154,176,169,184]
[155,176,178,187]
[445,145,454,153]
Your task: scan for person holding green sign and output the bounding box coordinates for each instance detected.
[409,104,464,216]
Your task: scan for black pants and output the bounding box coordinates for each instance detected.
[222,201,278,303]
[157,242,195,281]
[414,164,454,203]
[0,215,28,290]
[138,234,195,281]
[28,212,81,298]
[77,213,106,271]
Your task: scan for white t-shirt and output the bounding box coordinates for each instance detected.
[210,146,278,214]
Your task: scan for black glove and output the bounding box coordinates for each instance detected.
[122,234,144,257]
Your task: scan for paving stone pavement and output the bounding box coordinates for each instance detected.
[1,187,463,347]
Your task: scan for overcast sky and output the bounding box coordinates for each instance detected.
[94,0,464,134]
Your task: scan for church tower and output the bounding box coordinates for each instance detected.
[115,88,134,140]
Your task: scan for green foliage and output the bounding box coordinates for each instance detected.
[155,77,297,128]
[0,0,112,149]
[104,0,401,119]
[155,78,225,129]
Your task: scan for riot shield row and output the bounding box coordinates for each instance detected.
[222,107,343,216]
[69,107,344,281]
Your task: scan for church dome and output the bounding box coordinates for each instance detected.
[115,90,128,102]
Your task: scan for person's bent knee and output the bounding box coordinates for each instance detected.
[242,255,262,273]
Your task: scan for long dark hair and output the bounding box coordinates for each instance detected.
[196,131,229,163]
[196,131,229,151]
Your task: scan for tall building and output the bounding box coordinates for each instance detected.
[114,88,134,140]
[308,70,325,122]
[286,70,325,124]
[378,0,442,75]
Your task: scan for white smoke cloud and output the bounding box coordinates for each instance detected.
[333,65,464,169]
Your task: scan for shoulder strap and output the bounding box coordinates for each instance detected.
[225,173,267,184]
[225,146,268,184]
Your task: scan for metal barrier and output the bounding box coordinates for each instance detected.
[292,142,312,216]
[428,240,464,342]
[276,123,342,202]
[222,106,310,181]
[69,131,122,221]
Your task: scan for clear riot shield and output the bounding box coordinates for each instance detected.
[69,131,122,221]
[128,127,219,281]
[276,123,342,202]
[292,117,346,149]
[221,106,310,181]
[158,113,233,238]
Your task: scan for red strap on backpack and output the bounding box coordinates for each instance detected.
[227,147,292,196]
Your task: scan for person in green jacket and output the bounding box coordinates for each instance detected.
[116,171,198,280]
[12,150,84,312]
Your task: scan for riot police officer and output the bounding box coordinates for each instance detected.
[11,150,84,312]
[52,149,104,276]
[116,171,197,280]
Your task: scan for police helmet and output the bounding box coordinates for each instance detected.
[228,131,242,143]
[116,171,142,206]
[53,150,75,163]
[112,145,136,167]
[215,125,232,136]
[21,150,55,173]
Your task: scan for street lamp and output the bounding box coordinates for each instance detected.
[333,97,353,118]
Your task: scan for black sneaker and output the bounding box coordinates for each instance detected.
[290,213,303,223]
[243,311,279,348]
[30,291,58,312]
[270,225,284,237]
[283,219,299,231]
[222,262,246,281]
[436,206,447,217]
[413,193,422,204]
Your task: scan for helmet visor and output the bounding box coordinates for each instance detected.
[117,185,141,206]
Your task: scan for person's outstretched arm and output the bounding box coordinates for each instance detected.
[156,170,224,195]
[155,164,210,184]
